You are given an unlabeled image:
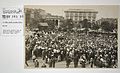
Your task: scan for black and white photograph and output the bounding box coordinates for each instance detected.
[24,5,118,68]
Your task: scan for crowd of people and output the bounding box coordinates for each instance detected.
[25,29,118,68]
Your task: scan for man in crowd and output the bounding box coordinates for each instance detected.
[25,29,118,68]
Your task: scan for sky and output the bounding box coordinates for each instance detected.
[25,5,119,20]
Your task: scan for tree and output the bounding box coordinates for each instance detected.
[91,22,100,31]
[46,20,55,30]
[60,19,74,31]
[33,10,44,23]
[81,19,91,34]
[101,21,114,32]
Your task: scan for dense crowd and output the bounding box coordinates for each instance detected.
[25,30,118,68]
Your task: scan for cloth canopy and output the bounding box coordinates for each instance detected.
[39,23,48,26]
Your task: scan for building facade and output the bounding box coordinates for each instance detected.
[25,8,47,30]
[46,13,64,28]
[64,9,98,24]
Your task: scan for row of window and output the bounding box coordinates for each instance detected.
[66,17,95,21]
[65,12,96,17]
[68,16,96,18]
[66,16,96,19]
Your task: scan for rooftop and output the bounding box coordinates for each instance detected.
[64,9,98,13]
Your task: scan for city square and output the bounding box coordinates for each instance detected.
[24,5,118,68]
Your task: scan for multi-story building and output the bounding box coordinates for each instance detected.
[46,13,64,28]
[64,9,98,24]
[46,13,64,21]
[25,8,46,26]
[25,8,46,18]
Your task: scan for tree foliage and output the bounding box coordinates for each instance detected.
[81,19,91,29]
[101,21,114,32]
[60,19,74,31]
[91,22,100,31]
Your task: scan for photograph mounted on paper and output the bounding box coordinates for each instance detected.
[24,5,118,68]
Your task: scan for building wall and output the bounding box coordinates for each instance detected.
[64,9,98,23]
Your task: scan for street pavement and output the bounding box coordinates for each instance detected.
[25,57,96,68]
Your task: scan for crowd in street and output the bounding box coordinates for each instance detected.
[25,30,118,68]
